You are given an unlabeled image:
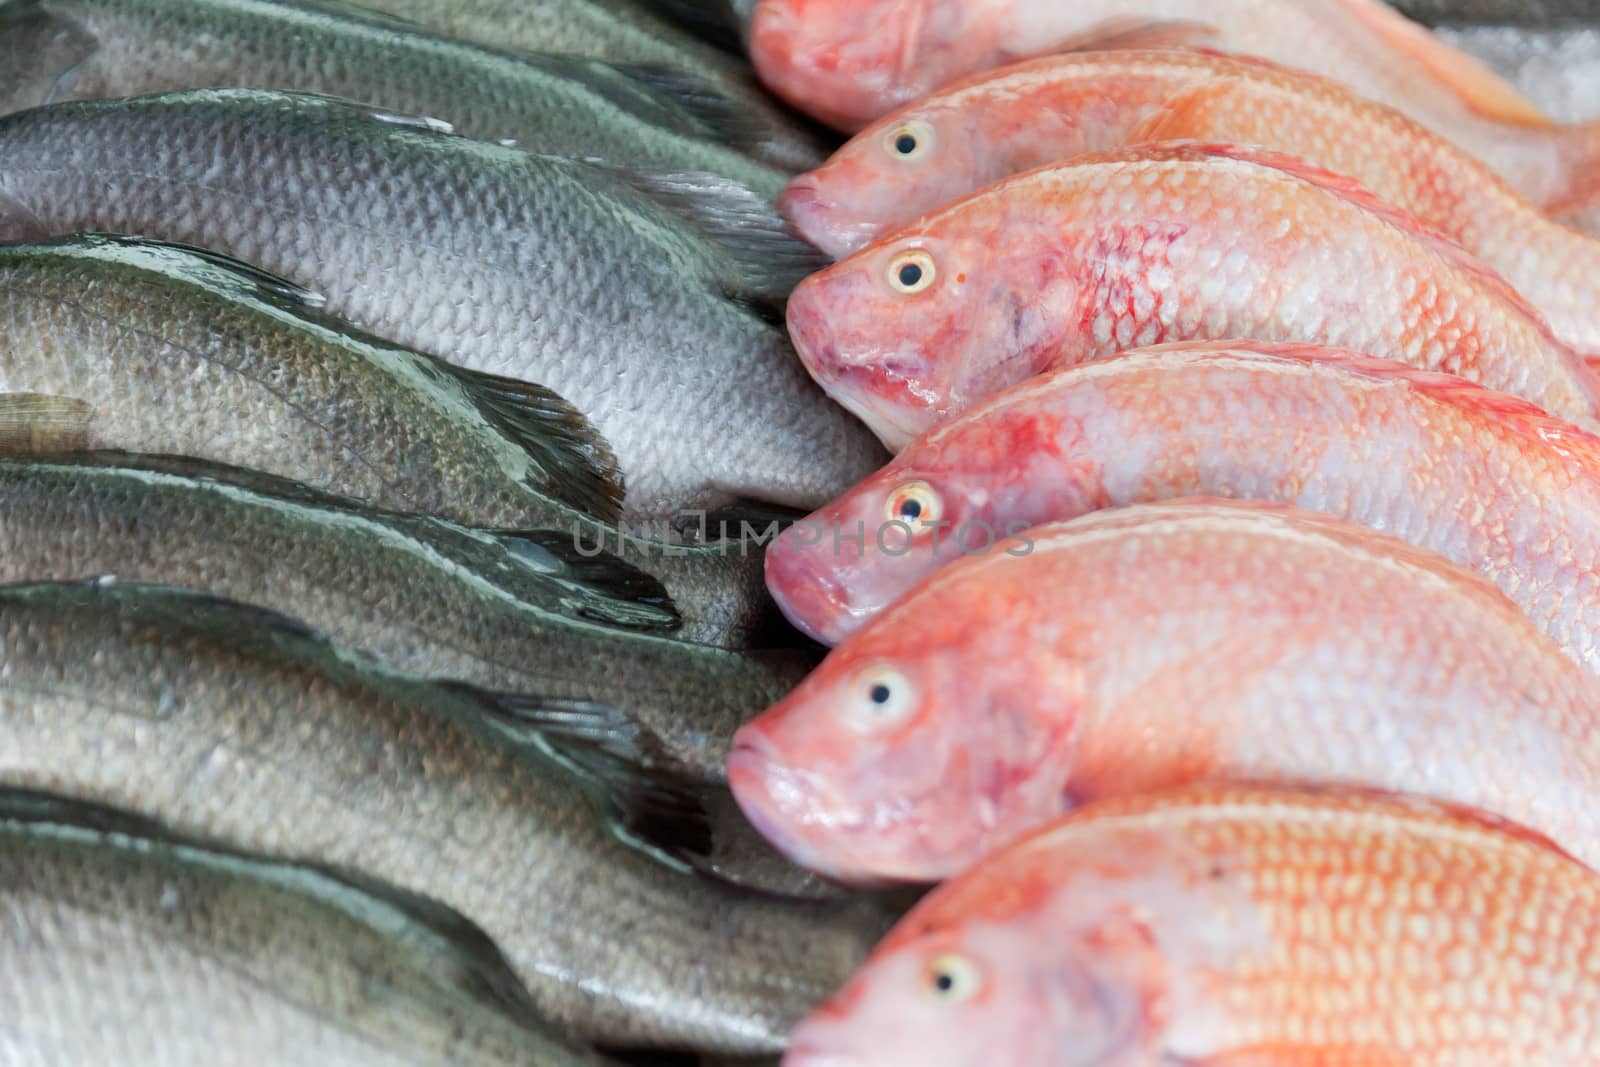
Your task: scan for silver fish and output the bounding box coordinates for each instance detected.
[0,579,885,1054]
[0,89,884,519]
[0,788,612,1066]
[0,0,789,189]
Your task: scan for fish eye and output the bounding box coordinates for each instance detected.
[885,480,942,528]
[884,121,934,161]
[845,665,915,732]
[887,250,937,295]
[927,953,981,1002]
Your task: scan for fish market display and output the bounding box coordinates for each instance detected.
[735,499,1600,884]
[0,788,610,1066]
[786,141,1600,449]
[744,0,1600,207]
[0,0,789,190]
[0,452,807,778]
[0,579,883,1054]
[785,785,1600,1067]
[782,52,1600,356]
[0,234,623,527]
[363,0,829,169]
[0,89,885,518]
[766,341,1600,660]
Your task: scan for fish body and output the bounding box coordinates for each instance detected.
[0,89,884,519]
[765,341,1600,660]
[787,141,1600,449]
[0,789,608,1066]
[736,499,1600,883]
[784,51,1600,357]
[0,580,882,1054]
[0,452,805,777]
[0,0,788,189]
[362,0,829,169]
[785,785,1600,1067]
[745,0,1600,209]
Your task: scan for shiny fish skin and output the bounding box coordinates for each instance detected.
[0,235,618,530]
[0,790,609,1067]
[785,785,1600,1067]
[764,341,1600,663]
[745,0,1600,208]
[0,580,882,1054]
[0,453,804,782]
[736,499,1600,885]
[0,89,885,519]
[787,142,1600,449]
[0,0,787,192]
[362,0,829,170]
[785,50,1600,356]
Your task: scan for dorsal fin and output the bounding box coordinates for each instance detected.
[614,62,769,158]
[485,529,679,632]
[76,233,330,312]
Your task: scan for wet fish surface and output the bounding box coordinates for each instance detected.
[362,0,829,169]
[0,451,808,780]
[0,788,612,1066]
[765,341,1600,666]
[0,579,883,1054]
[736,499,1600,884]
[0,0,789,190]
[785,784,1600,1067]
[0,89,885,519]
[788,142,1600,448]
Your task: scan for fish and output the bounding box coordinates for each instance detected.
[781,51,1600,357]
[744,0,1600,210]
[0,579,887,1054]
[0,90,886,519]
[0,0,790,190]
[0,788,613,1066]
[735,498,1600,885]
[764,341,1600,661]
[361,0,830,170]
[0,451,811,778]
[786,141,1600,449]
[784,784,1600,1067]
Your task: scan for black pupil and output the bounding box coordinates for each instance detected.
[869,683,892,706]
[895,133,918,155]
[899,497,923,521]
[897,262,924,288]
[934,972,954,993]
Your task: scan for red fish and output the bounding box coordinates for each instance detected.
[747,0,1600,208]
[786,141,1600,450]
[763,341,1600,663]
[736,499,1600,884]
[784,784,1600,1067]
[782,49,1600,356]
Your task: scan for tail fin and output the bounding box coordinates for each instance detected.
[630,0,748,54]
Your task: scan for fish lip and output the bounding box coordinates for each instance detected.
[727,733,827,871]
[778,176,851,260]
[782,1036,857,1067]
[764,552,853,646]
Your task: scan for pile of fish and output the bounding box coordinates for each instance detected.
[3,0,1600,1062]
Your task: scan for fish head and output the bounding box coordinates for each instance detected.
[782,906,1154,1067]
[729,583,1085,884]
[778,98,990,260]
[788,210,1067,451]
[750,0,997,131]
[0,4,95,115]
[765,395,1092,644]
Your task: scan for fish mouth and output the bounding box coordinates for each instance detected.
[764,549,857,646]
[782,1036,859,1067]
[778,176,857,261]
[727,733,823,870]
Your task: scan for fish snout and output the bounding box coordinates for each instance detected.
[728,729,821,867]
[764,541,856,645]
[778,175,852,261]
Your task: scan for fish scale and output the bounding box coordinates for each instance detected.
[784,786,1600,1066]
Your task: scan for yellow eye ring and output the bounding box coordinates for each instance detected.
[884,121,934,161]
[927,953,982,1001]
[846,664,916,732]
[888,250,937,295]
[884,480,942,528]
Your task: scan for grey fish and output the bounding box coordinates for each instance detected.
[0,788,611,1066]
[1394,1,1593,25]
[0,233,624,526]
[362,0,830,169]
[0,89,885,518]
[0,579,886,1054]
[0,450,801,781]
[0,0,790,189]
